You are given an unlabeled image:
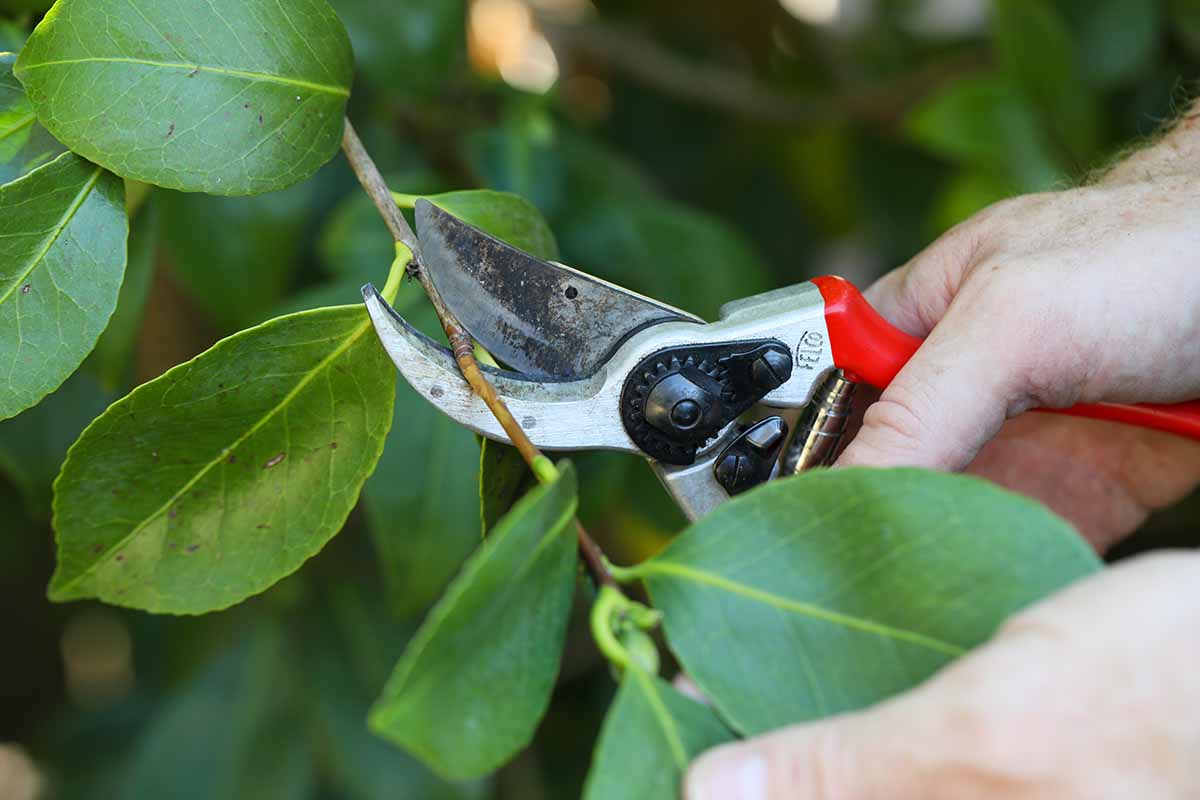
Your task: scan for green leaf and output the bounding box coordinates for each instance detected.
[120,625,316,800]
[50,304,395,614]
[582,666,733,800]
[1058,0,1161,88]
[0,151,126,420]
[992,0,1100,164]
[1,52,65,183]
[159,182,314,332]
[14,0,353,195]
[479,440,534,535]
[89,201,157,391]
[301,611,489,800]
[319,192,399,282]
[0,370,112,520]
[329,0,465,97]
[409,189,560,261]
[559,199,769,321]
[931,170,1014,233]
[906,75,1065,192]
[369,463,580,780]
[362,289,482,618]
[624,468,1101,736]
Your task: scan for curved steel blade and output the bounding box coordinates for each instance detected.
[362,284,638,453]
[416,199,702,380]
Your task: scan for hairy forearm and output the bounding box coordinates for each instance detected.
[1102,99,1200,184]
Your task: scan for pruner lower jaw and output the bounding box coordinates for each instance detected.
[364,274,852,520]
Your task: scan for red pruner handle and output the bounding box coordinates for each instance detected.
[811,275,1200,443]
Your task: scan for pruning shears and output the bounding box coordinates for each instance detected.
[363,201,1200,520]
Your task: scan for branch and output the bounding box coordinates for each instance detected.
[541,18,987,127]
[340,119,616,589]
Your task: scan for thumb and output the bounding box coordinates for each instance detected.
[684,702,927,800]
[836,286,1033,471]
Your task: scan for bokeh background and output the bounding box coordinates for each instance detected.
[2,0,1199,797]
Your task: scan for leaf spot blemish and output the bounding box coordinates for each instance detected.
[166,122,174,138]
[329,442,338,450]
[91,544,104,554]
[187,67,199,77]
[258,113,264,125]
[20,284,30,294]
[430,386,445,399]
[523,416,537,429]
[227,454,237,464]
[256,523,271,530]
[115,554,125,562]
[186,544,200,554]
[264,453,286,469]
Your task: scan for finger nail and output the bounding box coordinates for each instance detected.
[686,747,768,800]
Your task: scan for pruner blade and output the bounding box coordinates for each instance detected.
[416,200,702,380]
[362,284,639,453]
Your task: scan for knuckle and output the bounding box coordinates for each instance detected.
[769,724,851,800]
[860,393,929,447]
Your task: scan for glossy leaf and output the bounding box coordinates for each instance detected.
[0,151,126,420]
[907,75,1064,192]
[330,0,465,97]
[319,192,399,282]
[625,468,1102,735]
[369,463,579,780]
[412,189,560,261]
[583,666,733,800]
[1,52,65,183]
[302,610,489,800]
[0,370,112,520]
[159,182,314,332]
[89,201,157,391]
[50,304,395,614]
[14,0,353,195]
[992,0,1100,164]
[557,198,768,321]
[363,289,483,618]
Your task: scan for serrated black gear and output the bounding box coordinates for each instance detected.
[619,339,793,466]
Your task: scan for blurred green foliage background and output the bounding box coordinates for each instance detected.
[2,0,1198,796]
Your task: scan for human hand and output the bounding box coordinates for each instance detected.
[684,550,1200,799]
[835,122,1200,549]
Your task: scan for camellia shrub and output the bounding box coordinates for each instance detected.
[1,0,1128,796]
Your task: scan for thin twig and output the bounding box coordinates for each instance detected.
[341,118,615,588]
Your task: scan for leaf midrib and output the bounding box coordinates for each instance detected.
[53,316,372,596]
[372,479,576,726]
[630,667,688,769]
[639,561,966,657]
[0,112,36,142]
[18,57,349,97]
[0,161,102,308]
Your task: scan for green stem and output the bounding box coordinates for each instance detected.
[380,243,412,305]
[605,558,642,584]
[391,192,420,209]
[591,585,634,670]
